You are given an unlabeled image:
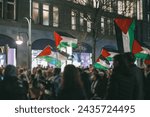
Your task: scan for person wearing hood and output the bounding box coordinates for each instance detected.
[0,65,27,100]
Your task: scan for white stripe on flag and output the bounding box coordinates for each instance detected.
[142,47,150,54]
[122,32,130,52]
[97,60,110,68]
[61,36,77,44]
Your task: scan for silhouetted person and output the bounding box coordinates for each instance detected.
[124,52,144,99]
[145,65,150,99]
[53,68,61,98]
[81,71,92,99]
[107,54,136,100]
[0,65,27,100]
[58,64,86,100]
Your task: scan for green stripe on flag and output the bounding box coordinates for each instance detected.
[128,20,135,51]
[106,57,113,61]
[71,43,78,48]
[135,53,149,59]
[42,56,61,67]
[94,63,109,70]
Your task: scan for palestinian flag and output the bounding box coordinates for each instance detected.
[94,57,110,70]
[132,39,150,59]
[143,54,150,65]
[54,31,78,49]
[101,48,118,61]
[42,56,61,67]
[135,46,150,59]
[114,18,135,53]
[36,45,51,58]
[144,58,150,65]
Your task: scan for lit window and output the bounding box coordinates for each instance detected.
[73,0,87,5]
[80,12,84,31]
[124,1,134,17]
[101,17,105,34]
[0,0,3,18]
[103,0,112,12]
[137,0,143,20]
[87,14,91,32]
[93,0,100,8]
[71,10,77,30]
[33,2,39,24]
[118,1,123,15]
[53,6,59,27]
[43,4,49,26]
[7,0,16,20]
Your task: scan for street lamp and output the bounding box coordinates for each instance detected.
[24,0,32,70]
[16,35,23,45]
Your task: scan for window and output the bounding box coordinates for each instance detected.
[0,0,3,18]
[43,4,49,26]
[101,17,105,34]
[80,12,84,31]
[117,1,125,15]
[125,1,133,17]
[102,0,112,12]
[53,6,59,27]
[137,0,143,20]
[71,10,77,30]
[107,1,112,12]
[32,2,39,24]
[87,14,91,32]
[72,0,87,5]
[7,0,16,20]
[117,1,122,14]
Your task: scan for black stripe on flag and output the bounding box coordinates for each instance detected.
[114,21,124,53]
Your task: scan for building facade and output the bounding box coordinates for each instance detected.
[0,0,146,67]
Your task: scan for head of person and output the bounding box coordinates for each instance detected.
[4,65,17,79]
[62,64,82,89]
[37,68,42,76]
[91,68,101,80]
[113,54,129,74]
[53,68,61,76]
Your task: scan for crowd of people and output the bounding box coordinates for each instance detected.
[0,52,150,100]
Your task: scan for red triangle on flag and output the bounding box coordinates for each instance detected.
[144,60,150,65]
[132,40,143,54]
[36,45,51,57]
[96,58,100,62]
[54,32,62,47]
[114,18,133,34]
[101,48,111,58]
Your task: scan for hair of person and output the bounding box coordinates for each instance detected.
[62,64,83,90]
[53,68,61,76]
[113,54,130,74]
[37,68,42,75]
[4,65,17,79]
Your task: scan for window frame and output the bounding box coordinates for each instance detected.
[53,6,59,27]
[7,0,16,20]
[0,0,3,18]
[42,4,50,26]
[32,2,40,24]
[71,9,77,30]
